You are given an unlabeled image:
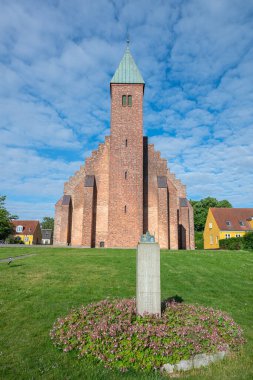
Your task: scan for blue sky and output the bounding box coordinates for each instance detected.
[1,0,253,220]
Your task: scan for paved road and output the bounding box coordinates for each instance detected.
[0,254,37,263]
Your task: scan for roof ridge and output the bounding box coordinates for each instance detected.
[12,220,39,222]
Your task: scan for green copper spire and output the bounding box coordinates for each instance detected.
[111,46,145,84]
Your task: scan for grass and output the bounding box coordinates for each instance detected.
[0,247,252,380]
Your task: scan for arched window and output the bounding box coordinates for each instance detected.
[125,171,127,179]
[128,95,132,106]
[124,205,127,213]
[122,95,127,106]
[125,139,128,147]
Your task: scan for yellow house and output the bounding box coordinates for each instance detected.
[12,220,42,245]
[204,208,253,249]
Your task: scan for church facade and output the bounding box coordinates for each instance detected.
[54,47,195,249]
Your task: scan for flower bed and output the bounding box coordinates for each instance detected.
[50,299,245,372]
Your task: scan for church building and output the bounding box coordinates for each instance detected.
[54,46,195,249]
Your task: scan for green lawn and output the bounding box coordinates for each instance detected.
[0,247,252,380]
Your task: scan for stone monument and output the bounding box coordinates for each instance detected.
[136,232,161,317]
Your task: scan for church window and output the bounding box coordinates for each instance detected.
[122,95,127,106]
[125,171,127,179]
[125,139,128,147]
[128,95,132,106]
[124,205,127,213]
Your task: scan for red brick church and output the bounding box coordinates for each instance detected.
[54,46,195,249]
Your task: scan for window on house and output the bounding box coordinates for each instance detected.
[16,225,23,233]
[239,221,245,226]
[122,95,127,106]
[216,236,218,244]
[209,223,212,229]
[124,205,127,213]
[226,221,231,226]
[128,95,132,106]
[125,171,127,179]
[225,234,231,239]
[210,235,213,244]
[236,234,241,237]
[125,139,128,147]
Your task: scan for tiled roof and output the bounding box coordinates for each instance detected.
[42,229,52,239]
[211,208,253,231]
[12,220,40,235]
[111,46,145,84]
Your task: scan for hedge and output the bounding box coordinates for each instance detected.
[219,232,253,250]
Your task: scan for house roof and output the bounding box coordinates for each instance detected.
[111,46,145,84]
[12,220,40,235]
[211,208,253,231]
[42,229,53,239]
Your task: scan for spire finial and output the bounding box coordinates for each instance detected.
[126,32,130,47]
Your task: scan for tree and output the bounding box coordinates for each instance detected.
[0,196,18,240]
[190,197,232,231]
[41,216,54,230]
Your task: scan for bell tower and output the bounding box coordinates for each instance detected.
[108,45,145,247]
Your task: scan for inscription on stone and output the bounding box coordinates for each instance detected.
[136,237,161,316]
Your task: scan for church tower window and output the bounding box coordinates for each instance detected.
[125,171,127,179]
[125,139,128,147]
[128,95,132,106]
[124,205,127,213]
[122,95,127,106]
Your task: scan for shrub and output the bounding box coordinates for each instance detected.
[243,232,253,250]
[219,237,244,250]
[51,298,245,372]
[5,236,24,244]
[195,231,204,249]
[219,232,253,250]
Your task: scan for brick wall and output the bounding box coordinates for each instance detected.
[108,84,144,247]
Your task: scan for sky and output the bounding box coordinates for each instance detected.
[0,0,253,220]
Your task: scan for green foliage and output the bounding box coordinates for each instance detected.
[51,299,244,372]
[195,231,204,249]
[190,197,232,231]
[0,195,18,240]
[5,236,25,244]
[243,232,253,250]
[219,237,244,250]
[41,216,54,230]
[220,232,253,250]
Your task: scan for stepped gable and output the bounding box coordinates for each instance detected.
[54,45,194,249]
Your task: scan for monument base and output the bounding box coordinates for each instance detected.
[136,242,161,317]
